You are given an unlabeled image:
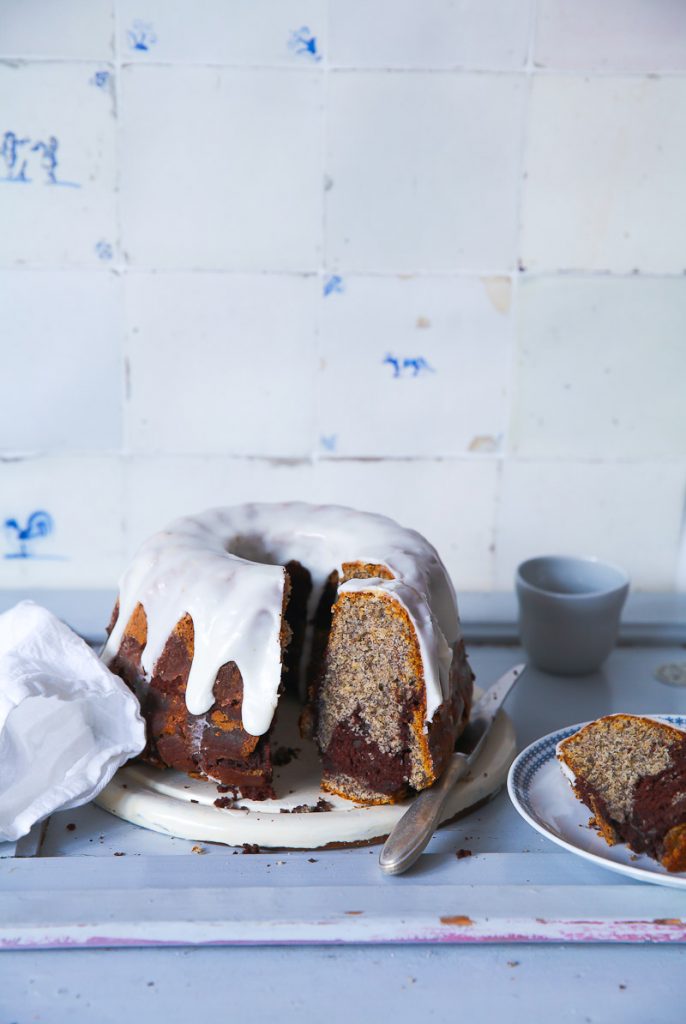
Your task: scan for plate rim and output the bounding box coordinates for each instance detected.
[506,714,686,889]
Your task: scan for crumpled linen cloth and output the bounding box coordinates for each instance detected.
[0,600,145,842]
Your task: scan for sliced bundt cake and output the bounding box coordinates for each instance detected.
[557,714,686,872]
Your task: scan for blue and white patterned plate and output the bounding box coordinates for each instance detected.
[507,715,686,890]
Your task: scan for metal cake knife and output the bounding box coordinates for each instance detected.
[378,663,526,876]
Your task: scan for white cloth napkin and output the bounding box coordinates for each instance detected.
[0,600,146,842]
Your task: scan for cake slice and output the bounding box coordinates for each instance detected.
[557,714,686,872]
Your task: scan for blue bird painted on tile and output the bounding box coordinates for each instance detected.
[403,356,435,377]
[383,354,435,378]
[4,510,54,559]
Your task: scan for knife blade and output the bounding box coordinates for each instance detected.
[378,663,526,876]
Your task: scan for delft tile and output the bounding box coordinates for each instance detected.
[510,275,686,460]
[0,0,114,60]
[325,71,526,272]
[495,459,686,590]
[317,274,512,457]
[118,0,326,66]
[124,271,317,456]
[119,65,323,270]
[312,458,498,590]
[124,456,316,555]
[329,0,532,70]
[521,75,686,273]
[0,270,122,453]
[0,62,117,267]
[535,0,686,72]
[0,456,125,586]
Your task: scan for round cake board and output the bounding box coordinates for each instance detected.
[95,690,516,850]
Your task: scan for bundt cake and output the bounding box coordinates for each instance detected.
[557,714,686,872]
[102,503,474,804]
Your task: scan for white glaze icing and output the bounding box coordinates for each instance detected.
[101,503,461,737]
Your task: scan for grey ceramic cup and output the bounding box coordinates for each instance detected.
[515,555,630,675]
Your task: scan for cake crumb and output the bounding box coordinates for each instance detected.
[308,857,318,863]
[214,796,249,810]
[242,843,260,855]
[66,823,76,832]
[281,798,334,814]
[619,984,626,990]
[507,961,520,968]
[272,746,300,767]
[191,845,206,855]
[113,851,125,857]
[456,848,472,860]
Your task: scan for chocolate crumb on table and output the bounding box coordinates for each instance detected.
[242,843,260,854]
[456,848,472,859]
[65,823,76,831]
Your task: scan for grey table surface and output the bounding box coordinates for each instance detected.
[2,592,686,1022]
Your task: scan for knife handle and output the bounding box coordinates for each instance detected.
[378,753,471,876]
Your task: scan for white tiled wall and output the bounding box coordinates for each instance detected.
[1,0,685,596]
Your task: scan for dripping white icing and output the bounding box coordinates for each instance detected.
[101,503,462,737]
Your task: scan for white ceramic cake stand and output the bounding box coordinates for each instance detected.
[95,689,516,849]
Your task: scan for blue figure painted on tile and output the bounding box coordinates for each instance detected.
[31,136,59,184]
[1,131,30,181]
[95,240,113,261]
[383,354,435,379]
[323,275,344,298]
[128,20,157,52]
[91,70,111,88]
[288,27,321,62]
[4,511,54,560]
[320,434,337,453]
[0,131,80,187]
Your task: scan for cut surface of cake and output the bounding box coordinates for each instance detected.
[102,503,474,804]
[557,714,686,872]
